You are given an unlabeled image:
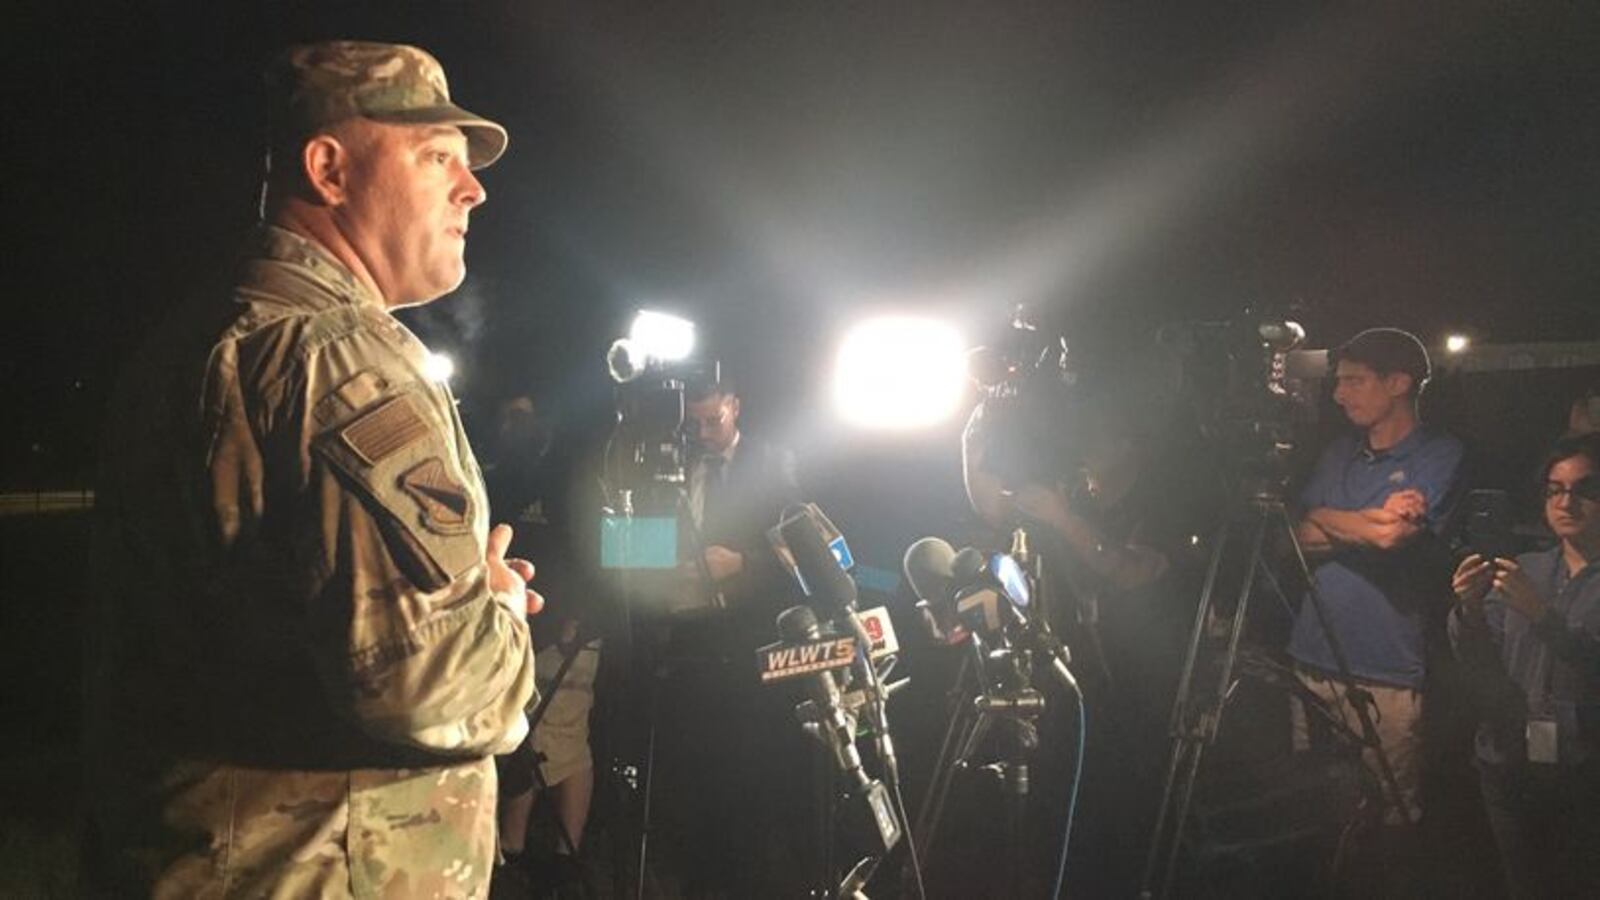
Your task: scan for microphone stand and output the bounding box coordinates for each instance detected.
[906,612,1046,900]
[905,526,1084,899]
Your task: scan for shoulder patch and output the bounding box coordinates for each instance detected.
[400,457,472,532]
[336,371,390,413]
[314,370,393,426]
[341,395,429,465]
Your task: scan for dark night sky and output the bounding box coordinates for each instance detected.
[6,1,1600,515]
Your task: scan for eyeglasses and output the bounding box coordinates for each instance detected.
[1543,477,1600,503]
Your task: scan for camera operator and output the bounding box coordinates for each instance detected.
[962,381,1205,895]
[1448,432,1600,899]
[1287,328,1463,886]
[651,374,808,896]
[681,376,803,608]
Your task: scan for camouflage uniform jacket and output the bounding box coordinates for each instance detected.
[86,225,537,898]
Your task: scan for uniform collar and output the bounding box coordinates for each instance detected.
[247,224,382,311]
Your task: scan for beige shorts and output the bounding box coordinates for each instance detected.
[1291,666,1422,825]
[532,640,601,787]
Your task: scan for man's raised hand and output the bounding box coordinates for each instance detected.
[486,523,545,617]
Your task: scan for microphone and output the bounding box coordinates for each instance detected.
[778,505,859,614]
[781,507,905,787]
[777,605,869,790]
[902,536,956,606]
[951,544,1078,693]
[904,536,968,645]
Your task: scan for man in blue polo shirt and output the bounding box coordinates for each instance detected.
[1289,328,1464,835]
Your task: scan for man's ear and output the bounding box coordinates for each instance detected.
[301,134,351,207]
[727,394,741,422]
[1385,372,1414,399]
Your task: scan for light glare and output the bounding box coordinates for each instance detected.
[1444,333,1470,355]
[834,317,967,430]
[629,310,696,363]
[424,352,456,383]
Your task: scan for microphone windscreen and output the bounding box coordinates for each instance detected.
[951,547,989,586]
[776,604,822,642]
[902,537,956,603]
[780,506,859,612]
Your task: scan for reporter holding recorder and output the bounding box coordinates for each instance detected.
[1449,431,1600,899]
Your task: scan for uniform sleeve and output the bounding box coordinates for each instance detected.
[238,323,534,758]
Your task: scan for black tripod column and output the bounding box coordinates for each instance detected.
[1004,752,1030,900]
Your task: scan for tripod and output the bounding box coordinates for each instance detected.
[1138,497,1410,900]
[606,483,723,900]
[908,531,1083,899]
[910,636,1045,900]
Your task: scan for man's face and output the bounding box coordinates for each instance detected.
[1332,360,1411,430]
[685,392,740,455]
[335,122,486,307]
[1545,454,1600,546]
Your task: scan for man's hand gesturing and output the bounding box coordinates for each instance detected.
[486,523,545,617]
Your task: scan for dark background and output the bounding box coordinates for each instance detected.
[6,1,1600,490]
[3,1,1599,894]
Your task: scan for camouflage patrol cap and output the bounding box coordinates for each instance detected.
[267,40,507,169]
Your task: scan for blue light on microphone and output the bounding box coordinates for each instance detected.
[829,535,855,571]
[991,552,1030,609]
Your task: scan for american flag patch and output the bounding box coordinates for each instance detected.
[340,395,428,465]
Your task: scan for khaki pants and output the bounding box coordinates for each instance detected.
[1291,666,1422,825]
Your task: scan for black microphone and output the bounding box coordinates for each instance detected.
[951,546,988,588]
[777,605,869,790]
[904,536,965,645]
[903,536,956,605]
[782,508,906,786]
[780,505,859,614]
[952,546,1079,694]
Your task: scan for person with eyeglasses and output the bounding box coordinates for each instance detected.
[1449,431,1600,898]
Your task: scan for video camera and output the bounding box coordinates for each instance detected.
[1156,310,1315,503]
[965,305,1083,486]
[600,311,719,571]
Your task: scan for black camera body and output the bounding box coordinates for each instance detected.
[1158,314,1311,504]
[968,307,1083,488]
[606,337,719,491]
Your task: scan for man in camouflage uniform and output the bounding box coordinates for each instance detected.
[85,42,538,898]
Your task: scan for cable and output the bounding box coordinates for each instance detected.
[890,767,928,900]
[1050,679,1087,900]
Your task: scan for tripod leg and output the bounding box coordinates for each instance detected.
[634,666,661,900]
[1157,515,1267,900]
[911,656,983,866]
[1141,519,1230,899]
[1141,512,1272,899]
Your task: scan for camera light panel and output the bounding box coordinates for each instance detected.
[833,316,967,430]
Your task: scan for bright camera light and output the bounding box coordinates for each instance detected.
[1444,333,1471,355]
[424,351,456,383]
[834,316,968,430]
[629,310,696,363]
